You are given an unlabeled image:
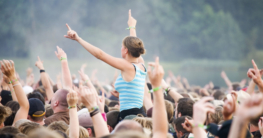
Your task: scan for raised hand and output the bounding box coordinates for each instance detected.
[258,117,263,135]
[148,57,164,87]
[221,71,227,79]
[193,97,215,125]
[67,89,78,107]
[79,86,97,109]
[78,70,89,82]
[55,46,67,61]
[26,68,33,77]
[247,60,263,85]
[182,118,194,133]
[127,9,137,27]
[64,24,80,41]
[97,91,105,113]
[223,92,237,120]
[0,60,16,80]
[35,56,44,70]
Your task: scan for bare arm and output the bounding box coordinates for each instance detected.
[247,61,263,92]
[246,80,255,95]
[148,57,168,138]
[221,71,232,90]
[0,60,29,126]
[128,9,137,37]
[35,57,54,102]
[143,83,153,111]
[55,46,72,89]
[67,90,79,138]
[161,79,183,103]
[56,73,62,90]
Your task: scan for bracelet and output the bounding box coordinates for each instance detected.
[60,57,67,61]
[126,26,136,30]
[88,106,99,112]
[192,124,209,129]
[9,79,18,84]
[149,86,162,93]
[40,70,45,73]
[85,80,89,83]
[164,87,171,96]
[13,84,20,87]
[68,105,76,109]
[90,108,100,117]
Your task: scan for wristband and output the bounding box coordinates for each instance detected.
[60,57,67,61]
[164,87,171,96]
[68,105,76,109]
[101,113,107,122]
[13,84,20,87]
[149,86,162,93]
[90,108,100,117]
[126,26,136,30]
[88,106,99,112]
[9,79,18,84]
[40,70,45,73]
[192,124,209,129]
[85,80,89,83]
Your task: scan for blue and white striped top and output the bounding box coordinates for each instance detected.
[114,64,147,111]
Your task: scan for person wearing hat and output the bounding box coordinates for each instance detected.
[28,98,45,125]
[78,109,95,137]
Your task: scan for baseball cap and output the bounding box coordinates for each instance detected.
[78,109,93,127]
[28,98,45,117]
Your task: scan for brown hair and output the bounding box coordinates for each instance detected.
[18,122,41,135]
[208,106,223,124]
[0,126,20,135]
[165,100,174,123]
[0,105,12,125]
[173,116,192,134]
[123,36,145,58]
[45,104,54,118]
[48,121,69,132]
[177,98,194,117]
[66,126,89,138]
[132,117,153,130]
[28,128,63,138]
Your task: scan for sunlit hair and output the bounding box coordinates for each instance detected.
[48,121,69,133]
[66,126,89,138]
[28,128,63,138]
[122,36,146,58]
[132,117,153,130]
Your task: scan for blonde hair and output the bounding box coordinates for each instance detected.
[48,121,69,132]
[18,121,41,135]
[132,117,153,130]
[14,119,31,128]
[0,105,12,125]
[28,128,63,138]
[165,100,174,123]
[66,126,89,138]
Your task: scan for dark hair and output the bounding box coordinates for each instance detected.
[108,101,119,107]
[232,83,241,91]
[213,90,225,100]
[0,134,15,138]
[173,116,192,134]
[104,105,109,113]
[177,98,194,117]
[55,130,68,138]
[250,112,263,126]
[0,126,20,135]
[30,111,45,122]
[33,87,47,100]
[106,110,120,129]
[4,101,20,126]
[28,92,45,105]
[123,36,145,58]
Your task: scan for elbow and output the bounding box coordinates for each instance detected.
[95,50,104,60]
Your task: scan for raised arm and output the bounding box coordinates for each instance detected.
[247,60,263,92]
[128,9,137,37]
[64,24,132,71]
[0,60,29,126]
[221,71,232,90]
[67,89,79,138]
[148,57,168,138]
[35,56,54,101]
[3,75,17,101]
[79,86,109,137]
[143,83,153,111]
[161,79,183,103]
[55,46,72,89]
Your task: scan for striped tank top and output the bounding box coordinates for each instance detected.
[114,64,147,111]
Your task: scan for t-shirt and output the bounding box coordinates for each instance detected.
[44,111,69,125]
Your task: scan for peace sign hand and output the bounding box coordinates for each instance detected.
[64,24,80,41]
[127,9,137,27]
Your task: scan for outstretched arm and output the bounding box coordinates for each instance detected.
[161,79,183,103]
[247,60,263,92]
[0,60,29,126]
[64,24,132,72]
[55,46,72,89]
[67,89,79,138]
[221,71,232,90]
[35,56,54,102]
[148,57,168,138]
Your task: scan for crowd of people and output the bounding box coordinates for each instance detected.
[0,10,263,138]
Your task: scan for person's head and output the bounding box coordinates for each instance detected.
[250,112,263,127]
[27,92,45,105]
[114,120,144,133]
[0,126,20,135]
[33,87,47,101]
[165,100,174,123]
[232,82,241,91]
[4,101,19,126]
[173,116,192,138]
[55,130,68,138]
[0,90,12,105]
[176,98,194,118]
[207,106,223,125]
[108,101,119,107]
[66,126,89,138]
[101,131,147,138]
[132,117,153,131]
[213,90,225,100]
[121,36,145,59]
[47,121,69,133]
[50,89,69,113]
[45,104,54,118]
[28,98,45,123]
[0,105,12,128]
[106,110,120,132]
[14,119,31,128]
[18,121,41,135]
[78,111,94,137]
[27,128,63,138]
